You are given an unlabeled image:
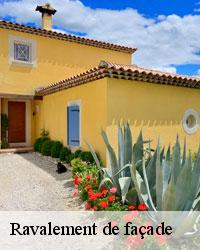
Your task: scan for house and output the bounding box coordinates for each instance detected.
[1,3,200,163]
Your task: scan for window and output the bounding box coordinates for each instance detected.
[67,102,81,147]
[9,35,36,66]
[14,43,30,62]
[182,109,199,135]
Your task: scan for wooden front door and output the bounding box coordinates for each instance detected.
[8,101,26,143]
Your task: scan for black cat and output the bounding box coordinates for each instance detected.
[56,162,67,174]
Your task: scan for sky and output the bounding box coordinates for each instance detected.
[1,0,200,76]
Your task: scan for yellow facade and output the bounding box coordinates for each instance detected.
[34,77,200,165]
[106,78,200,154]
[0,27,131,148]
[34,78,108,162]
[1,23,200,163]
[0,28,131,95]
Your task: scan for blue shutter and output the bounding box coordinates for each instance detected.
[67,105,80,147]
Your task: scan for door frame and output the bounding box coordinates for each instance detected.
[2,99,32,147]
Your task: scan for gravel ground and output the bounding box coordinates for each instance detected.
[0,152,83,211]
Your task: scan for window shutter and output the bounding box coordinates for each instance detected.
[67,105,80,146]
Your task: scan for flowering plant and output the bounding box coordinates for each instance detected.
[71,158,149,212]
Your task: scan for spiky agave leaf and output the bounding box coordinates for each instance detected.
[118,125,125,177]
[182,139,186,167]
[130,157,147,204]
[123,123,132,176]
[185,147,200,211]
[132,130,144,176]
[175,152,192,211]
[162,179,176,211]
[163,145,171,195]
[172,135,181,184]
[145,146,157,198]
[142,157,157,211]
[85,141,103,176]
[119,177,131,204]
[156,139,163,210]
[85,141,101,169]
[101,129,119,189]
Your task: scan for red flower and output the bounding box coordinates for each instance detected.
[85,203,91,210]
[128,205,135,210]
[138,203,148,211]
[108,195,116,203]
[96,192,103,198]
[101,189,108,196]
[74,176,82,186]
[86,175,92,180]
[88,189,94,196]
[99,201,109,209]
[93,206,98,211]
[84,184,91,191]
[89,194,98,201]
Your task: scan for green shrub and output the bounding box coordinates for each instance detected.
[80,151,95,163]
[71,158,99,178]
[1,113,9,149]
[51,141,63,158]
[41,140,54,156]
[71,158,87,177]
[34,137,49,152]
[74,149,82,158]
[0,138,9,149]
[34,137,42,152]
[1,113,8,135]
[65,153,75,165]
[59,147,71,161]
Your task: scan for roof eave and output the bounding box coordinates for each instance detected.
[0,20,137,54]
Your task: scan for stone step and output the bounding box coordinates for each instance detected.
[0,147,33,154]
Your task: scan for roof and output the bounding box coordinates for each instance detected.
[0,20,136,54]
[36,61,200,96]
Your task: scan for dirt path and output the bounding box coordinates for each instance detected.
[0,153,81,210]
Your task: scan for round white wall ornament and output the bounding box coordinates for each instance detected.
[182,109,199,135]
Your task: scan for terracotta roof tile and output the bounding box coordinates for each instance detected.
[0,20,136,54]
[36,61,200,96]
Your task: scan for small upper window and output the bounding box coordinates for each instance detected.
[9,35,36,67]
[14,43,30,62]
[182,109,199,135]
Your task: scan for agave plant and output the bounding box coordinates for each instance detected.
[88,125,200,241]
[87,123,152,204]
[88,123,200,211]
[130,136,200,212]
[131,136,200,240]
